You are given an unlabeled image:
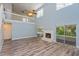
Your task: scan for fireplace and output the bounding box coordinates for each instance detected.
[41,30,54,42]
[45,33,51,38]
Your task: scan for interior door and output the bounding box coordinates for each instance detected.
[3,22,12,41]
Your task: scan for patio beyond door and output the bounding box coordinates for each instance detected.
[56,24,76,46]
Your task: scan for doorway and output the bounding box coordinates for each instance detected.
[3,22,12,41]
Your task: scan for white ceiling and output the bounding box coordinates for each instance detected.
[13,3,44,12]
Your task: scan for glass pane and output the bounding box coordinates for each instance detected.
[65,25,76,46]
[56,26,65,43]
[37,8,43,18]
[56,26,64,35]
[65,25,76,37]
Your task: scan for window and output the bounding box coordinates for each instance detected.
[37,8,43,18]
[56,3,73,10]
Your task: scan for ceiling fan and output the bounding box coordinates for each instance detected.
[22,10,37,17]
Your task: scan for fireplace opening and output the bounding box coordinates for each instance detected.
[45,33,51,38]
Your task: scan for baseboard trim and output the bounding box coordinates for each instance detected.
[12,36,37,40]
[4,39,11,41]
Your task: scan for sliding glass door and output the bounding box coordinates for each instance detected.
[56,24,76,46]
[65,25,76,46]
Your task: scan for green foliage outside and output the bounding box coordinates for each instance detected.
[65,25,76,37]
[56,26,64,35]
[56,25,76,37]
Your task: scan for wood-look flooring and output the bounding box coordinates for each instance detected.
[0,37,79,56]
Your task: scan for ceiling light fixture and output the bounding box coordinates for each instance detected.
[27,12,33,17]
[22,10,37,17]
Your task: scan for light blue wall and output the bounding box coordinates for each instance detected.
[12,21,37,40]
[36,3,56,42]
[56,4,79,48]
[36,3,56,30]
[36,3,79,48]
[4,20,37,40]
[3,3,79,48]
[3,3,37,40]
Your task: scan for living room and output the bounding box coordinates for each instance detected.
[0,3,79,56]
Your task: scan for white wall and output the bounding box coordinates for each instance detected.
[0,4,3,53]
[0,16,3,53]
[3,3,12,12]
[3,3,12,19]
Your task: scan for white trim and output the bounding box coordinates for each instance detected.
[26,21,35,24]
[4,11,27,18]
[56,35,76,38]
[41,30,54,42]
[4,11,35,24]
[12,36,37,40]
[4,19,35,24]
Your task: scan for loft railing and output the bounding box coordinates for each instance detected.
[4,11,27,21]
[3,11,35,23]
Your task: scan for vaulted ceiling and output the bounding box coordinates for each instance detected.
[12,3,44,14]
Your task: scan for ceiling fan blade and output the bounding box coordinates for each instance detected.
[34,13,37,14]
